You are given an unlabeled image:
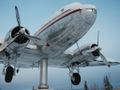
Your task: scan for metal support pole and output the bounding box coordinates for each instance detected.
[38,58,49,89]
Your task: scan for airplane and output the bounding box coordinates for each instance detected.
[0,2,120,90]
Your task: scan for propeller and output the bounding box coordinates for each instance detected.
[15,6,28,36]
[15,6,26,37]
[15,6,49,46]
[96,31,110,67]
[85,31,110,67]
[0,6,50,52]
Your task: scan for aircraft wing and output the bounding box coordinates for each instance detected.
[78,58,120,67]
[1,43,120,68]
[61,51,120,68]
[0,36,120,68]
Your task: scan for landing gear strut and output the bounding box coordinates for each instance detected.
[5,66,14,83]
[68,64,81,86]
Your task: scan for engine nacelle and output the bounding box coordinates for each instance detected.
[73,43,101,57]
[90,44,100,56]
[4,26,30,52]
[11,26,29,44]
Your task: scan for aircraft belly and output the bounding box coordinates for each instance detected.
[38,11,95,58]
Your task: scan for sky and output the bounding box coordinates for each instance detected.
[0,0,120,90]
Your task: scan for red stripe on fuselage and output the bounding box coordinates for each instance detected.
[35,9,81,35]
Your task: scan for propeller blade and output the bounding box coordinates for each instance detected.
[86,47,100,53]
[99,52,110,67]
[97,31,99,46]
[15,6,21,27]
[0,35,18,52]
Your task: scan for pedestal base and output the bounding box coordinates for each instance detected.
[33,89,53,90]
[38,84,49,89]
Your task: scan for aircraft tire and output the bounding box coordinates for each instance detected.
[71,73,81,85]
[5,66,14,83]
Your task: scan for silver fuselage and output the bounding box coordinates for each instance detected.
[16,3,97,67]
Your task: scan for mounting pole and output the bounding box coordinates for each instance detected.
[38,58,49,89]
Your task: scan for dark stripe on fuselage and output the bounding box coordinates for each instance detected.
[35,9,81,35]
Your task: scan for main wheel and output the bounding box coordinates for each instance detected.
[5,66,14,83]
[71,73,81,85]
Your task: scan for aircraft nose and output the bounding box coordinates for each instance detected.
[91,8,97,14]
[81,8,97,25]
[83,8,97,15]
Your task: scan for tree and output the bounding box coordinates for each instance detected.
[84,80,89,90]
[104,75,113,90]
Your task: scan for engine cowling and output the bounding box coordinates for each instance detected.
[11,26,29,44]
[91,49,100,56]
[4,26,30,52]
[91,44,100,56]
[74,43,100,57]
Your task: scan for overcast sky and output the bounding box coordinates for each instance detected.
[0,0,120,90]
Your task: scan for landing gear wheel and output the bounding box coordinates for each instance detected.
[71,73,81,85]
[5,66,14,83]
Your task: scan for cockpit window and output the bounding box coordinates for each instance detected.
[61,8,64,12]
[61,8,71,12]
